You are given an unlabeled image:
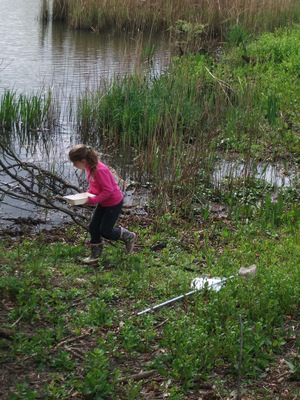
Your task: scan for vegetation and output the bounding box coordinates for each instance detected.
[0,190,299,398]
[44,0,300,37]
[76,24,300,216]
[1,2,299,399]
[2,26,299,221]
[78,25,300,158]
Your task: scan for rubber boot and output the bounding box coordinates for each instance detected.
[120,227,136,254]
[82,243,103,264]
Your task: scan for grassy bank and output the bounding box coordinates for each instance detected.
[0,192,299,399]
[44,0,300,36]
[78,24,300,159]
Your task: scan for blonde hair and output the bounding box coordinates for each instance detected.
[69,144,98,175]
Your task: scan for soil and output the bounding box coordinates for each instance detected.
[0,216,299,400]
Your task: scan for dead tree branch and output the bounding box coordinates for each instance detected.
[0,141,89,230]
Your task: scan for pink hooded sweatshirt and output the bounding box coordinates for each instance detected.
[86,162,123,207]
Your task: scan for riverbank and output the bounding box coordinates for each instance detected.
[75,24,300,220]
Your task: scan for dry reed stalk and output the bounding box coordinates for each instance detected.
[51,0,299,33]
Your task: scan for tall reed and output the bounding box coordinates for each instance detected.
[49,0,300,36]
[0,91,18,133]
[77,56,227,216]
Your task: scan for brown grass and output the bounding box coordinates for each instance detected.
[49,0,300,35]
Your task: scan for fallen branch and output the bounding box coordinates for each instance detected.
[0,327,33,340]
[0,327,15,340]
[0,141,89,230]
[65,345,85,361]
[10,315,23,327]
[53,332,92,350]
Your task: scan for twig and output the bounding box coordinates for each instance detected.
[65,346,85,361]
[204,66,234,106]
[155,318,169,329]
[118,369,156,383]
[0,327,32,340]
[53,332,91,350]
[10,315,23,327]
[67,293,94,309]
[237,314,243,400]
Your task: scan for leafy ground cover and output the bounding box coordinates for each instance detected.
[0,199,299,399]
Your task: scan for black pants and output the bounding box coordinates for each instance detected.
[89,200,123,244]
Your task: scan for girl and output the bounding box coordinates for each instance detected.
[69,144,136,264]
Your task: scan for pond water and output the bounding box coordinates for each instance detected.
[212,160,298,190]
[0,0,171,96]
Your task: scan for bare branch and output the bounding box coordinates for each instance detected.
[0,141,89,230]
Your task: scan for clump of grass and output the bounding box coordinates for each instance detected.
[77,58,222,216]
[0,90,54,134]
[0,91,19,133]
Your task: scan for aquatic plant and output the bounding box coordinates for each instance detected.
[0,91,18,133]
[0,90,54,134]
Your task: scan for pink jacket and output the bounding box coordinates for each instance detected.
[86,162,123,207]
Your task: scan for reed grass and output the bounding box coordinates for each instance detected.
[78,24,300,158]
[77,62,223,215]
[0,90,53,135]
[0,91,18,133]
[47,0,300,37]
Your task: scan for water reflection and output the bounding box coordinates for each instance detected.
[0,0,171,97]
[212,160,298,188]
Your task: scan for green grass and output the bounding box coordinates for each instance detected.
[0,198,299,399]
